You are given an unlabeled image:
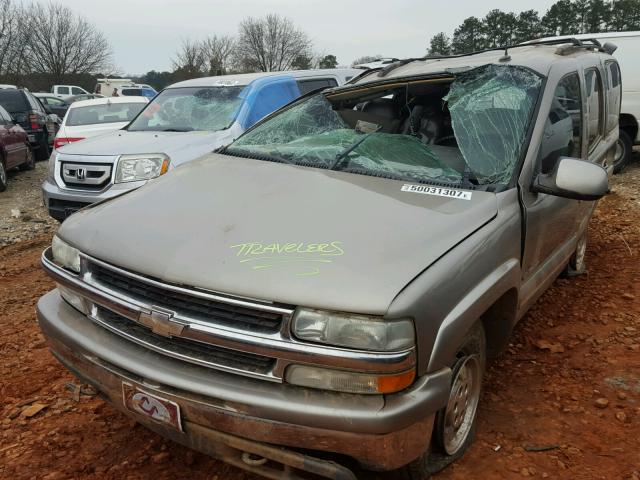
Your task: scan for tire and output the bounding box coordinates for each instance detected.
[613,130,633,174]
[35,132,50,161]
[18,146,35,171]
[0,158,7,192]
[402,322,486,479]
[565,230,587,277]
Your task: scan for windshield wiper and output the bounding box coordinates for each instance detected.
[330,126,382,170]
[160,127,194,132]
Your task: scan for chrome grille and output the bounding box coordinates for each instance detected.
[88,261,287,334]
[61,162,112,190]
[94,307,275,375]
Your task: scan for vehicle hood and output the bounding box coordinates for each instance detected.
[60,122,130,139]
[59,153,498,314]
[56,129,237,166]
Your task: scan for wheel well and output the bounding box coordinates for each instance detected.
[479,288,518,358]
[620,114,638,142]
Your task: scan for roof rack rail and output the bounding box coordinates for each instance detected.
[365,37,613,78]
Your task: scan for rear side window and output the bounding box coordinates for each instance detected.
[0,91,28,114]
[66,102,146,126]
[57,87,69,95]
[584,68,603,150]
[121,88,142,96]
[0,105,11,123]
[539,73,583,174]
[47,97,66,106]
[297,78,338,96]
[605,61,621,133]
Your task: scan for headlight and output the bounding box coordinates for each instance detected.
[292,308,415,351]
[51,235,80,273]
[285,365,415,394]
[114,153,170,183]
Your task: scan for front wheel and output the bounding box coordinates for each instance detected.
[402,322,486,479]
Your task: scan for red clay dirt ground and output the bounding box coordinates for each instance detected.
[1,164,639,480]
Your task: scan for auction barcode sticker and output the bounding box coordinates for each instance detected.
[401,184,472,200]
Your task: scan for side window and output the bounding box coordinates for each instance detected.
[539,73,583,174]
[0,106,10,124]
[26,93,43,112]
[57,87,69,95]
[71,87,84,95]
[605,61,621,133]
[584,68,603,150]
[48,97,66,106]
[297,78,338,96]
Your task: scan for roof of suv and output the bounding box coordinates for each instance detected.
[169,69,362,89]
[349,42,614,86]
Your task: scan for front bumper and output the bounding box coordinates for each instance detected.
[37,290,450,472]
[41,177,145,221]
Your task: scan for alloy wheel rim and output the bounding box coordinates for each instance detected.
[613,139,625,166]
[442,354,481,455]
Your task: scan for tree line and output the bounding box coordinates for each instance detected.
[428,0,640,55]
[0,0,112,91]
[167,14,339,86]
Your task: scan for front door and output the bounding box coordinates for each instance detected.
[520,72,586,307]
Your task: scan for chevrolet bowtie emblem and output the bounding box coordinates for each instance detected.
[138,308,187,337]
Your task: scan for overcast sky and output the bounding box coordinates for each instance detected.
[59,0,560,74]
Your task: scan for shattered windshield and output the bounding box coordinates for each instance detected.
[127,86,244,132]
[227,65,542,187]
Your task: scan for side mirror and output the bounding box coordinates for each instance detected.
[532,157,608,200]
[48,113,60,123]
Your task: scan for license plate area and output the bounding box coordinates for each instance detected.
[122,382,183,432]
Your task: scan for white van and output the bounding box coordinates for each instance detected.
[51,85,89,99]
[532,32,640,172]
[94,78,134,97]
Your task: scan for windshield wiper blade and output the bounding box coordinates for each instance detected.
[330,126,382,170]
[160,127,193,132]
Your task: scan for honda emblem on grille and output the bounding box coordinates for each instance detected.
[138,308,187,337]
[76,168,85,180]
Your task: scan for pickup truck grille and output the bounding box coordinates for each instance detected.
[94,307,275,375]
[89,262,286,334]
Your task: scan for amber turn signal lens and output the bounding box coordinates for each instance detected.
[377,369,416,394]
[160,159,170,175]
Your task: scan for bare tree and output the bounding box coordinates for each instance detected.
[0,0,32,81]
[23,2,112,84]
[172,38,206,79]
[236,14,312,72]
[202,35,235,75]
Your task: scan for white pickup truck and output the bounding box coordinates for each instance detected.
[51,85,90,100]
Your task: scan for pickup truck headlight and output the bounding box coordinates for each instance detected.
[292,308,415,351]
[114,153,170,183]
[51,236,80,273]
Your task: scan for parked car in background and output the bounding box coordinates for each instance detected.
[34,93,70,118]
[530,31,639,172]
[67,94,104,102]
[0,88,54,160]
[42,68,361,221]
[94,78,133,97]
[36,41,613,479]
[51,85,90,100]
[353,57,399,69]
[53,96,148,151]
[118,84,157,99]
[0,104,33,191]
[0,84,17,89]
